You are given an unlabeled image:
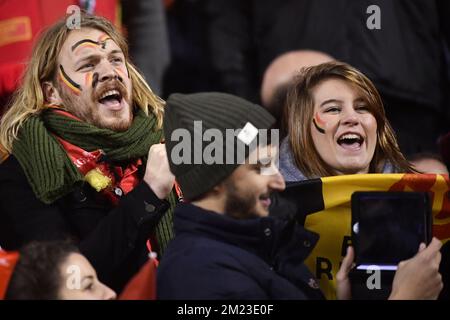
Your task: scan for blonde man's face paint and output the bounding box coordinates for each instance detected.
[71,34,112,53]
[84,72,93,87]
[56,28,133,132]
[310,78,377,175]
[58,65,82,95]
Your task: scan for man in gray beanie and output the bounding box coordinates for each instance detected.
[156,92,441,300]
[157,92,326,299]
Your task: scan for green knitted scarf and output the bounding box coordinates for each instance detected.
[12,108,175,252]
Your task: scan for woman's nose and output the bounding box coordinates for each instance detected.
[340,108,360,126]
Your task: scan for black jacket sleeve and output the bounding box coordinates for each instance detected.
[77,181,169,287]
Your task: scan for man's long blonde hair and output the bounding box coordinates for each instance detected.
[0,13,164,153]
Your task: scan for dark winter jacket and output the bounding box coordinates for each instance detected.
[157,203,324,299]
[0,155,170,291]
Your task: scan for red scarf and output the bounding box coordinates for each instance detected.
[50,109,142,205]
[56,136,142,205]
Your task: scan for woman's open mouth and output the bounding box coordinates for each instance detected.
[336,133,364,151]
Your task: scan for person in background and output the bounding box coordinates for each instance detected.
[409,153,449,174]
[2,241,116,300]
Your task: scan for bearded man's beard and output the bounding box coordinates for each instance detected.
[223,179,259,220]
[57,79,133,132]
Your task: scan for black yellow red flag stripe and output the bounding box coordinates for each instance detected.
[276,173,450,299]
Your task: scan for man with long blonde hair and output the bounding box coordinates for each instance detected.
[0,13,176,291]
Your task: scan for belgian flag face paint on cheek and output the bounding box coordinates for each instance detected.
[313,112,326,134]
[85,72,93,87]
[59,65,82,95]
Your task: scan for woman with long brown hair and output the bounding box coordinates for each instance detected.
[280,61,413,181]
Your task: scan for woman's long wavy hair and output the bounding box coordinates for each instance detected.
[283,61,413,178]
[0,13,165,153]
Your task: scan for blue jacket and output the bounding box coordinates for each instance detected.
[157,203,324,299]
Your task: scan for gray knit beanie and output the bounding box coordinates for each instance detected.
[164,92,275,200]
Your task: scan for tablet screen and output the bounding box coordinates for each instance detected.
[352,192,430,269]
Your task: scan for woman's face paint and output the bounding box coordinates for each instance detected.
[310,78,378,175]
[59,65,81,95]
[313,112,326,134]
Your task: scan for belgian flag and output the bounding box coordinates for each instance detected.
[272,173,450,299]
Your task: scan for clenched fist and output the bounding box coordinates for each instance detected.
[143,143,175,200]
